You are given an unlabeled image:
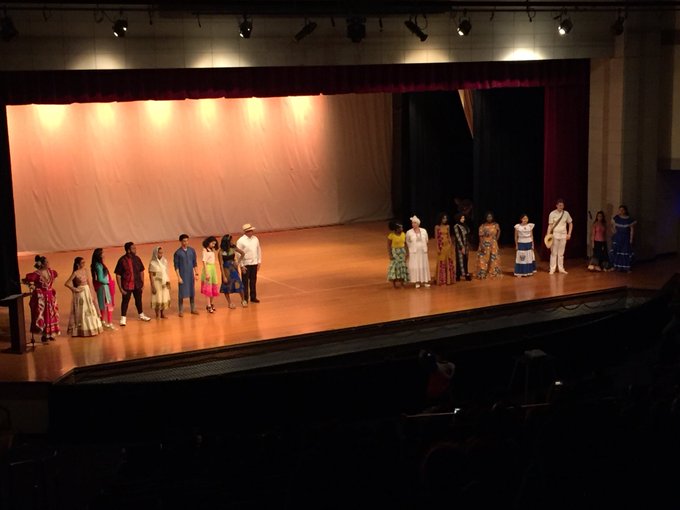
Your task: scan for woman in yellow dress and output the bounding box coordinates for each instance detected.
[434,212,456,285]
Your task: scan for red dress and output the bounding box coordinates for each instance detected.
[24,269,60,337]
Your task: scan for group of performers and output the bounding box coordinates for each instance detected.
[387,201,637,287]
[21,224,263,344]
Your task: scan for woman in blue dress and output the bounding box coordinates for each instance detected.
[218,234,248,308]
[610,205,636,272]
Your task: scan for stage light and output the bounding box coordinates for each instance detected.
[0,14,18,42]
[457,18,472,37]
[557,17,573,36]
[294,19,317,42]
[346,16,366,43]
[611,14,625,36]
[112,18,127,38]
[404,18,428,42]
[239,16,252,38]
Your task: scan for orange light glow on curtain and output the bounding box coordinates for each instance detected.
[8,94,393,253]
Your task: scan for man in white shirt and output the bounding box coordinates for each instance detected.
[547,198,573,274]
[237,223,262,303]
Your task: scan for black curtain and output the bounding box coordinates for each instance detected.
[472,88,544,247]
[394,91,473,232]
[0,106,20,298]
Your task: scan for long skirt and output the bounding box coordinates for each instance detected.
[387,247,409,282]
[151,278,171,310]
[29,288,60,337]
[436,246,456,285]
[67,286,103,337]
[477,239,502,279]
[514,242,537,276]
[200,262,220,297]
[219,261,245,294]
[408,250,431,283]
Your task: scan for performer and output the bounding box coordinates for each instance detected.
[22,255,60,343]
[200,236,220,313]
[114,242,152,326]
[405,215,431,288]
[434,213,455,285]
[452,213,472,281]
[477,211,502,279]
[91,248,117,330]
[173,234,199,317]
[610,205,636,272]
[513,214,537,277]
[588,210,611,271]
[65,256,103,337]
[387,221,409,288]
[546,198,573,274]
[237,224,262,303]
[218,234,247,308]
[148,246,171,318]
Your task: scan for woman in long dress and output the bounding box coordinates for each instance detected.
[513,214,537,277]
[453,213,472,281]
[387,221,409,288]
[65,256,103,337]
[477,211,502,279]
[610,205,636,272]
[22,255,60,343]
[91,248,116,330]
[405,215,431,288]
[148,246,171,318]
[218,234,248,308]
[434,213,456,286]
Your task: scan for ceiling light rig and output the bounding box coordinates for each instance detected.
[457,12,472,36]
[0,11,18,42]
[346,16,366,43]
[404,15,428,42]
[556,10,573,36]
[239,15,252,38]
[112,17,127,37]
[294,18,317,42]
[611,11,626,36]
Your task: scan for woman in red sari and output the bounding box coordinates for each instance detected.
[22,255,60,343]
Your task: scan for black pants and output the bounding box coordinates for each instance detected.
[455,251,469,280]
[121,288,143,316]
[241,265,258,302]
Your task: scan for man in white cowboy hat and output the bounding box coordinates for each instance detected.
[546,198,573,274]
[237,223,262,303]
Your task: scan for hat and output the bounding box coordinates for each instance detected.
[242,223,255,232]
[543,233,553,249]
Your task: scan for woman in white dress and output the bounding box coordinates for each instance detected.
[405,215,431,288]
[64,256,104,337]
[514,214,537,277]
[149,246,171,318]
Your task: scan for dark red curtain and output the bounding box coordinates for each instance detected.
[0,60,588,105]
[542,83,590,260]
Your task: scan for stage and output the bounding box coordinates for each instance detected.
[0,221,678,385]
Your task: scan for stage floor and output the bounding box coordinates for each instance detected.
[0,221,678,383]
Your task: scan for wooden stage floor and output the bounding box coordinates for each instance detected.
[0,221,678,383]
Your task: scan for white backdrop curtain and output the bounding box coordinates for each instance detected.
[8,93,392,253]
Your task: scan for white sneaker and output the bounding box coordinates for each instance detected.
[119,316,127,326]
[424,283,431,288]
[558,269,568,274]
[242,300,248,307]
[139,313,151,321]
[415,283,421,288]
